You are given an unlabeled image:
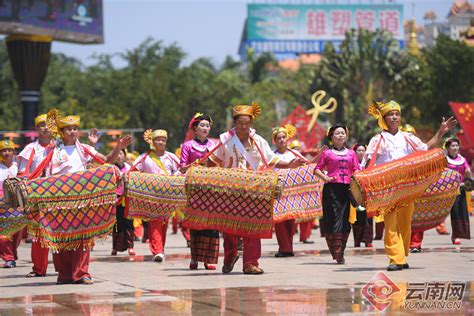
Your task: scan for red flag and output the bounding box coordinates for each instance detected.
[449,102,474,145]
[450,102,474,161]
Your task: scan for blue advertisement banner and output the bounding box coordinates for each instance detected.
[248,3,403,41]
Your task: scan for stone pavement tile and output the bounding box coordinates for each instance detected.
[0,218,472,314]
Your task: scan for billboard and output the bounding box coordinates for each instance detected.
[245,3,403,54]
[0,0,103,44]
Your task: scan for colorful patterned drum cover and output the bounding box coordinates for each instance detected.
[412,169,462,232]
[184,166,280,238]
[350,149,447,218]
[125,172,187,220]
[25,165,119,212]
[26,210,41,238]
[24,165,119,251]
[0,197,27,237]
[273,163,323,223]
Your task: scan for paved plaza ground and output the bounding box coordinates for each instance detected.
[0,218,473,315]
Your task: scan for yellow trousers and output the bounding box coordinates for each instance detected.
[383,202,414,265]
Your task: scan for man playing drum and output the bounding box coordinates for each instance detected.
[208,103,304,274]
[131,129,181,263]
[363,100,456,271]
[19,114,105,278]
[43,109,131,284]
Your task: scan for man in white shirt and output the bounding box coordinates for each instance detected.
[364,100,456,271]
[19,114,101,278]
[209,103,303,274]
[43,109,131,284]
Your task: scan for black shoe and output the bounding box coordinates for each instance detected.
[275,252,295,258]
[222,255,239,274]
[302,240,314,244]
[409,248,421,253]
[386,264,403,271]
[402,263,409,269]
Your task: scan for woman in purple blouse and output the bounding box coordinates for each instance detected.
[445,138,472,245]
[180,113,219,270]
[313,124,360,264]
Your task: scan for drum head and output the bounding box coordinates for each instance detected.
[16,181,29,209]
[349,177,363,207]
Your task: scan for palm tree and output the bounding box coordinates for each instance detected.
[316,29,419,141]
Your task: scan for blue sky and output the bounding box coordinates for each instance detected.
[43,1,457,66]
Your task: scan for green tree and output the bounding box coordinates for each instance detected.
[423,35,474,125]
[0,41,21,131]
[316,29,421,142]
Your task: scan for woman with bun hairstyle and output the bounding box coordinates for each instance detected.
[180,113,219,270]
[313,124,360,264]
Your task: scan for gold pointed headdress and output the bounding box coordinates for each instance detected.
[46,108,80,138]
[272,124,297,142]
[368,100,401,130]
[144,129,168,150]
[232,102,261,120]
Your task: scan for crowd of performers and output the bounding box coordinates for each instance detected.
[0,99,470,285]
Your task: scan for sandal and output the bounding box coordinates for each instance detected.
[75,277,94,285]
[243,265,264,275]
[26,271,44,278]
